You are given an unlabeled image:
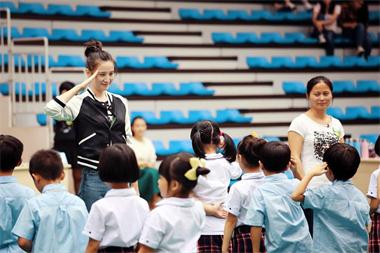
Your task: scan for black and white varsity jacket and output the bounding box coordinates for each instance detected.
[45,89,132,170]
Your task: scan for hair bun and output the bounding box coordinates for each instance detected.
[84,40,103,57]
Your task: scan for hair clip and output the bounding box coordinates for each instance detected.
[251,131,258,138]
[184,157,206,181]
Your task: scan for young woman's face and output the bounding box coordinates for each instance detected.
[131,118,147,138]
[91,60,115,91]
[158,175,169,198]
[307,81,333,111]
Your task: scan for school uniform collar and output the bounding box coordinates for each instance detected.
[42,183,66,193]
[205,153,224,160]
[332,179,353,186]
[264,173,288,182]
[156,197,195,208]
[105,188,137,198]
[241,171,265,180]
[0,176,17,184]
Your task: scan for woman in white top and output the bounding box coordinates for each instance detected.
[129,116,161,209]
[288,75,344,235]
[312,0,341,55]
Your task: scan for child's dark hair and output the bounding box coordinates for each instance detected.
[159,152,210,197]
[238,135,267,167]
[98,144,139,183]
[375,135,380,157]
[29,149,63,180]
[190,120,236,162]
[0,135,23,172]
[306,75,333,96]
[258,141,290,172]
[59,81,75,94]
[84,40,116,72]
[323,143,360,181]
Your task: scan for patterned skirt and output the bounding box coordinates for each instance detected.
[198,235,225,253]
[232,225,266,253]
[98,246,135,253]
[369,213,380,253]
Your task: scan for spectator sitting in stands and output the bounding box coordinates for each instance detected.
[274,0,313,12]
[312,0,341,55]
[339,0,372,58]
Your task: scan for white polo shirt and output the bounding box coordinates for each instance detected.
[224,171,265,227]
[83,188,149,248]
[139,197,205,253]
[193,153,242,235]
[367,167,380,214]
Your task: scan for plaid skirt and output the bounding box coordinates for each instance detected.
[98,246,135,253]
[232,225,266,253]
[198,234,227,253]
[369,213,380,253]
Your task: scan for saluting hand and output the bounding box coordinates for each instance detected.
[79,70,99,90]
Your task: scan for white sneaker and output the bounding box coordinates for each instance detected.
[318,34,326,44]
[357,46,365,56]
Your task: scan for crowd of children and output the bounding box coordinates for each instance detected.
[0,121,379,252]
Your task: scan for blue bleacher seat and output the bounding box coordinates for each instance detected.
[131,111,164,125]
[270,56,293,68]
[215,109,252,123]
[285,11,312,21]
[49,28,82,41]
[0,83,9,95]
[169,140,194,154]
[284,32,317,44]
[22,27,50,38]
[332,80,355,93]
[32,82,57,96]
[144,56,178,69]
[80,29,109,42]
[46,4,77,16]
[153,140,172,156]
[327,107,346,120]
[108,83,125,96]
[151,82,179,96]
[282,81,306,94]
[160,110,189,124]
[1,27,21,38]
[178,8,203,20]
[355,80,380,93]
[262,11,287,21]
[0,2,18,12]
[124,83,151,96]
[203,9,234,21]
[27,55,55,67]
[293,56,319,68]
[246,56,271,68]
[75,5,111,18]
[108,30,143,43]
[262,136,281,141]
[360,134,379,144]
[369,106,380,119]
[261,32,294,44]
[36,113,47,126]
[357,56,380,68]
[122,82,139,96]
[227,10,255,21]
[55,55,85,67]
[178,82,215,96]
[188,110,215,122]
[116,56,149,69]
[369,11,380,22]
[212,32,237,44]
[345,106,371,120]
[18,3,47,15]
[339,56,368,68]
[237,32,258,43]
[251,10,270,21]
[312,56,342,68]
[14,82,27,96]
[369,32,379,44]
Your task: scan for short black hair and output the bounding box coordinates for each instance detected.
[159,152,210,196]
[0,135,23,172]
[237,135,266,167]
[29,149,63,180]
[323,143,360,181]
[59,81,75,94]
[98,144,139,183]
[306,75,333,96]
[258,141,290,172]
[131,116,147,136]
[375,135,380,157]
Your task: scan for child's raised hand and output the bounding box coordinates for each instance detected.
[79,69,99,90]
[289,157,297,171]
[309,162,328,177]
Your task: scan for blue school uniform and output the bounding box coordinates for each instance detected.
[0,176,34,253]
[303,179,370,253]
[12,184,88,253]
[245,173,312,253]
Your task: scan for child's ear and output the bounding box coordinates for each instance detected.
[171,180,181,193]
[31,173,40,183]
[59,170,65,181]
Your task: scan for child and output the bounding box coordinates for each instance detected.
[292,143,370,252]
[222,135,267,253]
[138,152,209,252]
[0,135,34,252]
[245,141,312,253]
[83,143,149,252]
[12,149,88,253]
[190,120,242,252]
[367,135,380,253]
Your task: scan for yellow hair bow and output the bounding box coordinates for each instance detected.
[251,131,259,138]
[185,157,206,181]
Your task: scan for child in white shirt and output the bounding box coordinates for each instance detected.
[138,152,208,253]
[83,144,149,253]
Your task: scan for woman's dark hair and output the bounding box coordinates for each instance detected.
[190,121,236,162]
[98,144,139,183]
[375,135,380,157]
[59,81,75,94]
[258,141,290,172]
[0,135,23,172]
[29,149,63,180]
[84,40,116,72]
[238,135,267,167]
[306,75,333,96]
[323,143,360,181]
[131,116,146,137]
[319,0,336,15]
[159,152,210,196]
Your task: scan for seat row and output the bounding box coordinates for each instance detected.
[0,2,110,18]
[179,8,380,22]
[0,82,57,96]
[0,54,178,69]
[130,109,252,125]
[212,32,380,45]
[327,106,380,121]
[283,80,380,94]
[3,27,143,43]
[247,55,380,69]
